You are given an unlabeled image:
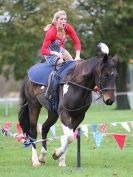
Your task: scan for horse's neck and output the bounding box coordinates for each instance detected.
[69,59,98,89]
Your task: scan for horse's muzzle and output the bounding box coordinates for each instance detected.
[104,98,114,105]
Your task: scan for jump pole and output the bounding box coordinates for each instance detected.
[77,127,81,168]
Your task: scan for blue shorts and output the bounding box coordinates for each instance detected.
[45,40,65,65]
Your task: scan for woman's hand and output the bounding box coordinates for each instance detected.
[51,51,64,64]
[54,51,63,60]
[75,50,81,60]
[74,57,80,60]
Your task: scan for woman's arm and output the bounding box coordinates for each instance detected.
[41,27,56,55]
[75,50,81,60]
[66,24,81,59]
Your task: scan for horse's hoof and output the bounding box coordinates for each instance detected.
[39,156,46,164]
[39,159,45,164]
[32,161,41,166]
[52,152,58,160]
[52,149,64,160]
[59,161,66,167]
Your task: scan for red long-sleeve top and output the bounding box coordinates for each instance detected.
[41,23,81,55]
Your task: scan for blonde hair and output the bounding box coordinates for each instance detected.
[44,10,67,31]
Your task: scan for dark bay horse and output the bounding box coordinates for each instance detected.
[18,44,117,166]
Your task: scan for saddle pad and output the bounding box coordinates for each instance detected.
[28,61,76,85]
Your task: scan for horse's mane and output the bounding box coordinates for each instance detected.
[68,57,99,83]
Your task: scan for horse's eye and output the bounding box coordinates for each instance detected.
[111,71,114,76]
[103,74,109,79]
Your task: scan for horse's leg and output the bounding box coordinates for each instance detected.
[52,122,74,163]
[28,105,41,166]
[39,111,58,164]
[55,112,85,167]
[58,123,69,167]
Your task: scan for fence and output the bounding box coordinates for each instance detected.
[0,92,133,116]
[0,97,19,116]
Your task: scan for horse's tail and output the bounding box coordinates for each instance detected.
[18,80,30,135]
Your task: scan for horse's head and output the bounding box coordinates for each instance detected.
[95,44,118,105]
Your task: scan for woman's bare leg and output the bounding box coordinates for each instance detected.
[56,49,73,65]
[63,49,73,61]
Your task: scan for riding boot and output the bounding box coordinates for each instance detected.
[45,71,55,100]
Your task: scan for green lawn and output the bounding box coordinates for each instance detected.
[0,104,133,177]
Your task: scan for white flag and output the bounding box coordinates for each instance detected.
[121,122,130,132]
[81,125,88,137]
[50,125,56,136]
[37,124,42,134]
[111,122,117,126]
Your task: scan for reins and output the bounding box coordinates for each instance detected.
[53,59,114,112]
[33,58,115,112]
[61,79,103,111]
[61,93,102,112]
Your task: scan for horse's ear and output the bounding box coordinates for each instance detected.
[112,54,118,64]
[102,54,108,63]
[97,43,109,63]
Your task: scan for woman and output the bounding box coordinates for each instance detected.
[41,10,81,65]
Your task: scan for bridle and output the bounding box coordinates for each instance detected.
[95,74,115,92]
[34,58,116,111]
[55,58,115,93]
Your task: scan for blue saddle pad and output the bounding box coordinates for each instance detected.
[28,61,76,86]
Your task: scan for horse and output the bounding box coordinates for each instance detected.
[18,43,117,166]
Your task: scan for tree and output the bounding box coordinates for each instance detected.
[0,0,77,79]
[76,0,133,109]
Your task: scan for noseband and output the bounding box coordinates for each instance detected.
[96,74,115,92]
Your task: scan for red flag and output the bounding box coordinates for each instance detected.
[16,123,22,133]
[100,124,108,134]
[5,121,12,130]
[112,134,127,150]
[15,133,26,142]
[73,130,78,140]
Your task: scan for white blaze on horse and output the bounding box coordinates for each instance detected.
[18,43,117,166]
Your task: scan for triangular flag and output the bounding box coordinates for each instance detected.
[16,123,22,133]
[37,124,42,134]
[60,135,67,148]
[111,122,117,126]
[2,121,12,136]
[73,129,78,140]
[121,122,130,132]
[112,134,126,150]
[81,125,88,137]
[14,133,26,142]
[100,124,108,134]
[92,124,97,132]
[5,121,12,131]
[50,125,56,137]
[93,132,103,148]
[130,122,133,128]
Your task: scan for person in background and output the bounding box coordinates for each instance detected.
[41,10,81,65]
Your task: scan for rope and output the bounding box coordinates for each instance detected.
[62,94,102,112]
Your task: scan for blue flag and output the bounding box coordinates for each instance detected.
[93,132,103,148]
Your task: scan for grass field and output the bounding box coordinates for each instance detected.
[0,104,133,177]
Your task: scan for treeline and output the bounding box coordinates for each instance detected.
[0,0,133,108]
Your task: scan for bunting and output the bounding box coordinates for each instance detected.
[100,124,108,134]
[130,122,133,128]
[0,119,133,150]
[111,122,117,126]
[73,129,78,140]
[121,122,130,132]
[50,125,56,137]
[92,124,97,132]
[37,124,42,134]
[112,134,127,150]
[80,125,88,137]
[93,132,103,148]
